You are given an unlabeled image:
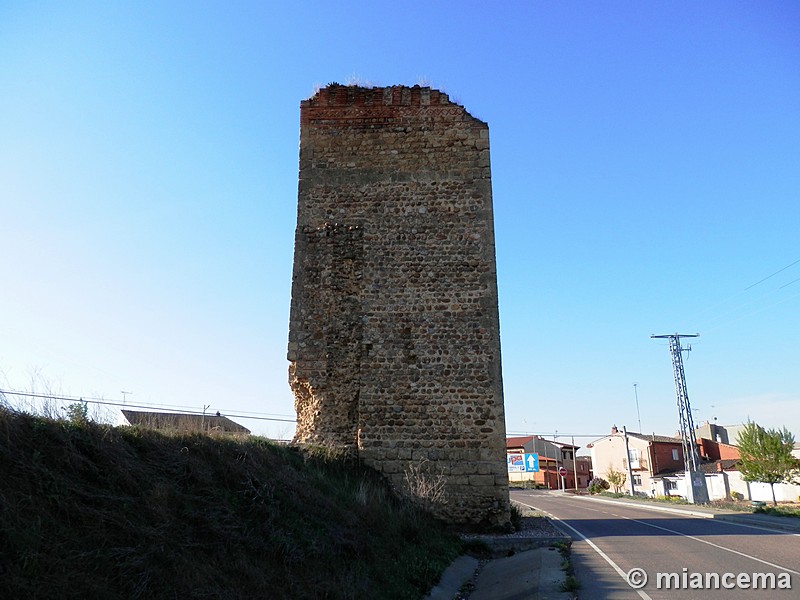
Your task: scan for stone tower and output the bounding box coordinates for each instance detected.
[288,84,509,526]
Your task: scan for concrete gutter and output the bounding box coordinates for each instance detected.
[425,546,574,600]
[425,555,480,600]
[425,535,571,599]
[469,546,573,600]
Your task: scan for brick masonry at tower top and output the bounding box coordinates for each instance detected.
[288,84,510,526]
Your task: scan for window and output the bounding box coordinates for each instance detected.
[666,480,678,491]
[672,448,679,461]
[628,447,640,468]
[633,475,642,486]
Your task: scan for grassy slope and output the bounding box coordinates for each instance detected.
[0,409,462,599]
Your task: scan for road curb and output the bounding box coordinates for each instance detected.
[462,534,571,557]
[571,494,717,518]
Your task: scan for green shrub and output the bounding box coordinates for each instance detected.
[560,575,581,592]
[587,477,610,495]
[554,540,580,592]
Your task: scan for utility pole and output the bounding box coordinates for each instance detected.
[633,383,642,433]
[572,435,578,491]
[623,426,636,496]
[651,333,709,504]
[542,437,552,490]
[201,404,210,431]
[554,430,563,490]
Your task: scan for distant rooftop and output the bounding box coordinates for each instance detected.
[121,410,250,435]
[506,435,579,450]
[651,459,741,477]
[587,430,682,448]
[625,432,682,444]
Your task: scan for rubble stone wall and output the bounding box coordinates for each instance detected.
[288,84,510,526]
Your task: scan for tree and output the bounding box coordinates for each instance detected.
[64,401,90,426]
[605,467,627,494]
[736,421,800,506]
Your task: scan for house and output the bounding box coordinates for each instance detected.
[593,422,800,502]
[697,437,741,462]
[575,456,593,487]
[588,426,685,496]
[506,435,591,489]
[693,424,800,502]
[651,458,800,503]
[696,431,800,502]
[650,459,741,500]
[121,410,251,437]
[694,422,748,446]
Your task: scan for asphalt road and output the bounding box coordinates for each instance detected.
[511,490,800,599]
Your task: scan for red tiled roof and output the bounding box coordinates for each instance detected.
[506,436,534,448]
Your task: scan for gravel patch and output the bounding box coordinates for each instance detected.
[460,506,567,557]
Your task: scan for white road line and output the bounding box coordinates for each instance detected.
[616,514,800,575]
[709,518,800,537]
[515,500,653,600]
[564,494,800,536]
[516,496,800,580]
[575,506,605,514]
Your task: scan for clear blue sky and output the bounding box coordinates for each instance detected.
[2,2,798,444]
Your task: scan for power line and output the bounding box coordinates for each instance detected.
[745,258,800,290]
[0,389,297,424]
[779,276,800,290]
[15,389,297,419]
[684,259,800,334]
[700,288,800,334]
[506,431,609,438]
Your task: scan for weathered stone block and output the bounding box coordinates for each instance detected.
[468,474,496,487]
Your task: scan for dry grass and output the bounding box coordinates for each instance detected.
[0,407,461,599]
[403,457,448,512]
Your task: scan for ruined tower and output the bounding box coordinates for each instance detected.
[288,84,509,526]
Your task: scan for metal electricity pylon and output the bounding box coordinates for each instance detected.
[651,333,709,503]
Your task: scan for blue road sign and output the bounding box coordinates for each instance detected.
[508,453,539,472]
[524,453,539,472]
